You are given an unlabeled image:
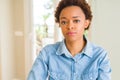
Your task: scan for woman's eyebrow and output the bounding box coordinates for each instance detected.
[60,16,81,19]
[72,16,81,18]
[60,17,67,19]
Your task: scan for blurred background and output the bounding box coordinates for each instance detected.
[0,0,120,80]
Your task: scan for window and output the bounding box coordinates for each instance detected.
[33,0,60,55]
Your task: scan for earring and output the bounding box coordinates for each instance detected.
[84,30,88,37]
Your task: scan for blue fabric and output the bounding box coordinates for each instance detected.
[27,37,111,80]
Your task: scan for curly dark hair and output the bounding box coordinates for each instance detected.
[54,0,93,29]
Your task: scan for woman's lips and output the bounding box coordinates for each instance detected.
[67,32,76,35]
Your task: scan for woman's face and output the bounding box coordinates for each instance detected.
[59,6,90,42]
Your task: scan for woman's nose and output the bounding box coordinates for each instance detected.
[67,21,74,30]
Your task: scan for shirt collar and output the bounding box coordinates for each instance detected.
[56,36,94,58]
[82,36,93,58]
[56,39,72,58]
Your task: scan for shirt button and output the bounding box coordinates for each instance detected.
[74,73,77,76]
[90,77,93,79]
[74,60,77,63]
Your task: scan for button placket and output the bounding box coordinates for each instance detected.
[89,73,93,80]
[90,76,93,80]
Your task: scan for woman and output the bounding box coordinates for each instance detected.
[28,0,111,80]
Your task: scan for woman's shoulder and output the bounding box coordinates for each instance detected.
[89,41,109,59]
[44,41,62,50]
[37,41,62,62]
[89,41,107,52]
[39,41,62,55]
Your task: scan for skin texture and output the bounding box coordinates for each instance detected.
[59,6,90,56]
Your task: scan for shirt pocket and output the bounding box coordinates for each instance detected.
[48,71,67,80]
[82,71,98,80]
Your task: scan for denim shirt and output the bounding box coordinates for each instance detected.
[27,38,111,80]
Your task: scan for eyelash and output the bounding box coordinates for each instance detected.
[60,21,67,25]
[73,20,80,23]
[60,20,80,25]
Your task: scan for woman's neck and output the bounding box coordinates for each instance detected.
[65,38,86,57]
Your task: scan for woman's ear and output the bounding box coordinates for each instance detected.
[84,20,90,29]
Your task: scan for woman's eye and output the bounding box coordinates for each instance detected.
[61,21,67,25]
[74,20,80,23]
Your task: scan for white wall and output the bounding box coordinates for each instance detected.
[0,16,2,80]
[13,0,26,79]
[0,0,33,79]
[0,0,15,80]
[91,0,120,79]
[23,0,34,79]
